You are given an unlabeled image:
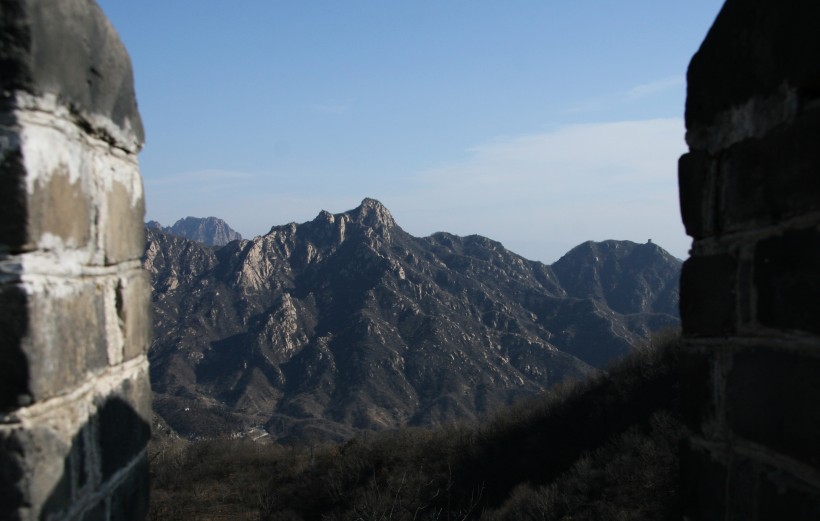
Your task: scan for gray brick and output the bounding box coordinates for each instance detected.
[0,428,26,520]
[108,457,149,521]
[680,254,737,336]
[0,0,144,144]
[95,373,151,480]
[686,1,820,137]
[727,347,820,470]
[679,347,716,434]
[678,151,715,240]
[24,279,107,402]
[28,165,93,251]
[680,439,727,521]
[1,424,73,521]
[117,270,152,362]
[721,109,820,233]
[103,180,145,265]
[0,283,31,412]
[754,229,820,335]
[0,146,29,251]
[758,470,820,519]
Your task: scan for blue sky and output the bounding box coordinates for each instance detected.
[97,1,724,263]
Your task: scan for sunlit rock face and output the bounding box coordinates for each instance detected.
[144,198,681,443]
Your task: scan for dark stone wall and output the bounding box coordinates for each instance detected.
[0,1,151,520]
[679,0,820,518]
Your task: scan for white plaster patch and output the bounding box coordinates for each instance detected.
[20,270,84,300]
[93,150,143,208]
[20,115,86,195]
[15,249,89,278]
[104,277,125,366]
[13,91,142,153]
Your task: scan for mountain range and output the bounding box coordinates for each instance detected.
[143,198,681,442]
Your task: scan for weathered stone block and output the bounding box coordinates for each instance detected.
[726,457,763,520]
[727,347,820,470]
[0,146,29,250]
[680,439,727,521]
[95,372,151,480]
[0,283,31,412]
[103,178,145,265]
[686,1,820,137]
[1,119,97,255]
[0,0,144,146]
[678,151,715,239]
[118,270,152,362]
[29,162,94,252]
[679,347,715,434]
[22,278,107,402]
[1,424,73,521]
[754,229,820,335]
[0,428,26,520]
[721,110,820,232]
[79,500,107,521]
[758,470,820,519]
[680,254,737,336]
[108,457,149,521]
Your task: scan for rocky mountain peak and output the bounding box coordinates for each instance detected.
[349,197,396,230]
[151,216,243,247]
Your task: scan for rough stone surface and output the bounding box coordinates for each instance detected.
[96,373,152,480]
[754,229,820,335]
[721,110,820,232]
[0,283,30,412]
[677,151,714,240]
[680,440,727,521]
[0,0,144,146]
[22,278,108,401]
[117,269,152,362]
[680,254,736,336]
[0,1,151,519]
[0,146,30,249]
[680,0,820,518]
[28,165,93,250]
[686,2,820,147]
[727,347,820,470]
[103,178,146,265]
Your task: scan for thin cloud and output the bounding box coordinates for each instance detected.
[563,76,685,114]
[622,76,684,102]
[309,103,351,114]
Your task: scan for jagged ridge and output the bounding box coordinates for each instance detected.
[143,198,681,442]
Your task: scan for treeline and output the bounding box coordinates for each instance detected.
[149,331,683,520]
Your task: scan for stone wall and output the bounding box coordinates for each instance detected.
[679,0,820,518]
[0,1,151,519]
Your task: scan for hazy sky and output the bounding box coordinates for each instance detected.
[97,1,724,263]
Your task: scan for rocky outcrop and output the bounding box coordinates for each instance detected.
[152,216,243,247]
[0,1,151,520]
[144,198,681,443]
